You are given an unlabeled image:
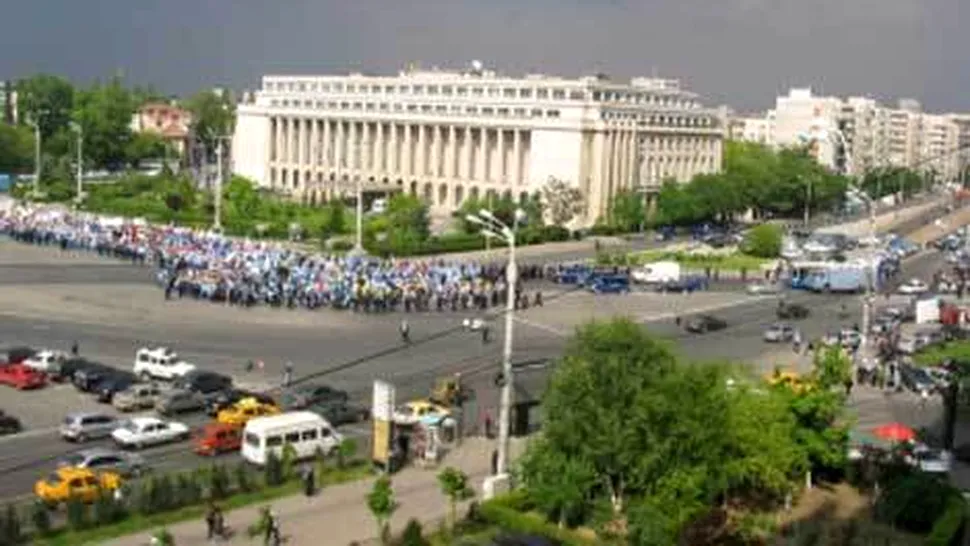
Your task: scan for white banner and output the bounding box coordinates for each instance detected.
[372,380,396,421]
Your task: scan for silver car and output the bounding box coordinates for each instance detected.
[113,383,164,412]
[58,448,147,477]
[763,323,795,342]
[155,389,205,415]
[59,412,118,443]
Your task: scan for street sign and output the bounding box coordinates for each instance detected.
[372,380,395,421]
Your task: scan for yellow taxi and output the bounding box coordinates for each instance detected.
[765,370,814,394]
[217,397,281,427]
[392,399,451,425]
[35,467,122,505]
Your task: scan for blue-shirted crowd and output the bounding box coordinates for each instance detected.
[0,204,550,312]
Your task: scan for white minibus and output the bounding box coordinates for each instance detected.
[241,411,343,465]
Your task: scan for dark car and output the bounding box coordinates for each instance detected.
[73,363,118,393]
[0,410,22,436]
[56,358,101,383]
[281,384,349,410]
[173,371,232,395]
[95,373,139,403]
[309,400,369,426]
[205,388,276,416]
[776,302,810,320]
[685,315,727,333]
[6,346,36,364]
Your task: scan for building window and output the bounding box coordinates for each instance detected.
[394,104,403,111]
[421,104,432,112]
[451,105,461,113]
[552,89,565,100]
[472,88,483,96]
[298,83,306,91]
[531,108,543,117]
[466,107,478,114]
[379,103,389,111]
[333,83,344,92]
[303,100,312,107]
[514,108,526,116]
[353,102,362,110]
[398,85,409,93]
[281,100,290,107]
[413,85,424,94]
[497,108,509,116]
[569,90,585,100]
[427,85,439,94]
[442,86,453,95]
[435,105,447,113]
[537,89,548,99]
[547,110,560,118]
[385,85,394,93]
[482,107,494,115]
[487,88,499,97]
[346,85,355,93]
[270,100,279,107]
[457,87,468,96]
[592,91,602,101]
[520,88,532,98]
[407,104,418,112]
[366,103,375,111]
[503,88,516,98]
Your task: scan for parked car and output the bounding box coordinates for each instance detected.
[155,390,206,415]
[193,423,242,456]
[747,281,782,295]
[309,401,370,427]
[897,278,930,295]
[763,323,795,343]
[0,410,22,436]
[23,350,69,375]
[59,412,119,443]
[684,315,727,334]
[172,370,232,395]
[73,364,119,393]
[6,346,36,364]
[57,448,147,477]
[217,397,281,427]
[899,364,936,395]
[55,358,101,383]
[0,363,47,390]
[113,383,165,412]
[133,346,197,381]
[905,444,952,475]
[95,372,139,403]
[111,416,190,449]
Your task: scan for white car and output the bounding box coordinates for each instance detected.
[111,416,190,449]
[747,281,781,295]
[23,350,69,374]
[897,279,929,295]
[133,346,196,381]
[906,445,952,475]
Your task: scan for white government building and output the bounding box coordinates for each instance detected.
[232,62,725,224]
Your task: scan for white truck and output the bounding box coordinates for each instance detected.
[631,261,681,285]
[133,347,197,381]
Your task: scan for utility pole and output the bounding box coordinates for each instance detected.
[72,123,83,205]
[803,175,812,226]
[32,121,41,196]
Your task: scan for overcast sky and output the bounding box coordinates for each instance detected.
[1,0,963,113]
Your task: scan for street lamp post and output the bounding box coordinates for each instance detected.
[70,122,83,205]
[214,139,224,231]
[466,208,525,493]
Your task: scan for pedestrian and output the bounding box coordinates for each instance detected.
[70,340,79,357]
[844,377,853,397]
[484,412,493,438]
[205,501,218,540]
[302,464,315,497]
[491,448,498,475]
[481,325,490,344]
[400,319,411,344]
[282,362,294,388]
[920,389,930,409]
[264,508,281,545]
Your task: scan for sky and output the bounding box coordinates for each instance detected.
[1,0,964,113]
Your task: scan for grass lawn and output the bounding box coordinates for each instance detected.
[626,250,771,271]
[32,463,371,546]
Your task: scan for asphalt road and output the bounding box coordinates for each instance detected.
[0,196,952,503]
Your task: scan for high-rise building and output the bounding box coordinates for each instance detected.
[0,81,17,125]
[731,89,968,182]
[232,63,725,225]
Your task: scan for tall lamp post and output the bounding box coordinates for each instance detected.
[29,110,49,197]
[466,207,525,494]
[70,122,83,205]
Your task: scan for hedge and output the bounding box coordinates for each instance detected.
[476,493,600,546]
[370,226,574,257]
[927,492,968,546]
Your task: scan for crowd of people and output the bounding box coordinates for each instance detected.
[0,203,553,313]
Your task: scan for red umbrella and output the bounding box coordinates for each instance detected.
[873,423,916,442]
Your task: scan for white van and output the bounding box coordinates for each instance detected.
[631,261,680,284]
[241,412,343,466]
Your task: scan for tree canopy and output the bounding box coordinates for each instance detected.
[517,318,850,542]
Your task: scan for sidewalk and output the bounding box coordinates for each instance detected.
[102,437,527,546]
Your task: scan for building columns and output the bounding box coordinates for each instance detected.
[477,128,488,182]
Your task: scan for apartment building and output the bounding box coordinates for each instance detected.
[732,89,965,182]
[231,62,724,224]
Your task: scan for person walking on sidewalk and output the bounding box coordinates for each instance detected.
[400,319,411,344]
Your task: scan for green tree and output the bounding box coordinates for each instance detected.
[30,501,51,537]
[541,177,584,226]
[386,193,430,241]
[811,346,852,390]
[609,189,646,232]
[185,90,235,153]
[323,200,348,238]
[517,437,597,527]
[126,132,169,167]
[335,437,358,469]
[0,124,35,174]
[367,476,398,545]
[436,467,474,531]
[73,77,137,169]
[16,74,75,139]
[742,224,783,258]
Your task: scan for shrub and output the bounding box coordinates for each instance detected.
[927,492,968,546]
[0,503,22,545]
[65,496,89,531]
[176,472,203,507]
[264,450,285,487]
[281,443,298,480]
[152,474,177,512]
[336,438,358,469]
[151,528,175,546]
[875,473,951,534]
[234,462,255,493]
[478,496,591,546]
[30,501,51,537]
[742,224,783,258]
[92,491,124,525]
[396,519,429,546]
[208,464,231,500]
[330,240,355,252]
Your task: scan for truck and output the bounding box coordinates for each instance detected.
[804,265,867,293]
[631,261,681,284]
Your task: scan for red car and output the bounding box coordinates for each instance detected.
[0,363,47,390]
